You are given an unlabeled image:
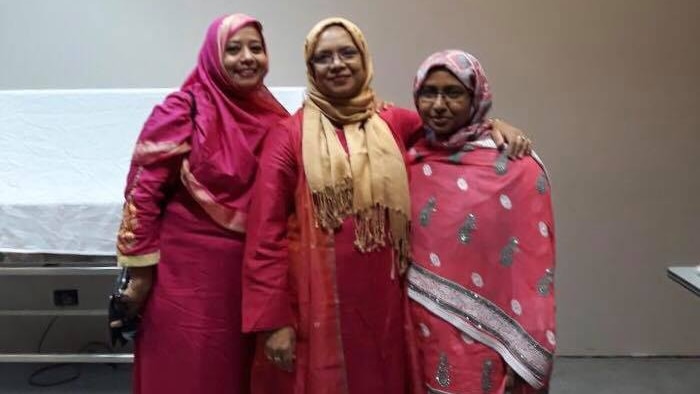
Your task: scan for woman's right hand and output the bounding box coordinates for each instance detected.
[265,326,296,372]
[109,266,154,328]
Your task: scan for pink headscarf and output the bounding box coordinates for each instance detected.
[413,50,493,149]
[133,14,289,232]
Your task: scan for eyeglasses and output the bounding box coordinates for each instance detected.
[417,86,470,103]
[310,47,360,66]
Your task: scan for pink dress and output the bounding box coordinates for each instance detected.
[407,137,556,393]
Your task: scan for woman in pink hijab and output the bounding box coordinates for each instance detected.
[113,14,288,394]
[407,50,556,393]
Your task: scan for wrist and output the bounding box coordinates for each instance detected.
[128,266,154,281]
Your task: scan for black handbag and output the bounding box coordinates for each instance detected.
[108,268,141,346]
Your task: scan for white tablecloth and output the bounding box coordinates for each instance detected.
[0,88,305,255]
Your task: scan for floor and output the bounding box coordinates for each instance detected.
[0,357,697,393]
[550,357,699,394]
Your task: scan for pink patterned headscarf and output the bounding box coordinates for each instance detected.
[413,50,493,148]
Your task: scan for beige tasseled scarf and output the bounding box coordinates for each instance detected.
[302,17,411,273]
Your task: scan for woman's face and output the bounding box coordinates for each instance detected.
[222,25,268,93]
[310,25,366,99]
[416,68,472,137]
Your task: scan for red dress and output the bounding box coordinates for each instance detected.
[242,108,422,394]
[407,137,556,393]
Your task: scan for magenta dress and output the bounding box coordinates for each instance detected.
[132,184,253,393]
[116,14,288,394]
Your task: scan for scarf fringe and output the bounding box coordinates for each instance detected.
[353,205,387,253]
[389,209,411,277]
[310,177,354,230]
[353,205,411,278]
[311,186,412,278]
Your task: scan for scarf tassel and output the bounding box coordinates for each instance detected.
[310,178,354,230]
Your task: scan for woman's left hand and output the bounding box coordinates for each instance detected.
[109,267,153,328]
[489,118,532,159]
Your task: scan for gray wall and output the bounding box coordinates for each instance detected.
[1,0,699,356]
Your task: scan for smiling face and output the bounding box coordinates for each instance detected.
[222,25,268,93]
[309,25,366,99]
[416,68,473,137]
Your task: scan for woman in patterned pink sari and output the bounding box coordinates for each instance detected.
[407,50,556,393]
[112,14,288,394]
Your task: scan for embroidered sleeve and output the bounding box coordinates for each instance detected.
[116,92,193,267]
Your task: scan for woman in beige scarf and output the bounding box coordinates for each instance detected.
[242,18,530,394]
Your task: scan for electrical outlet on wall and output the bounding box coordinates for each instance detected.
[53,289,79,307]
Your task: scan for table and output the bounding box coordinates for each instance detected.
[0,87,305,255]
[667,266,700,297]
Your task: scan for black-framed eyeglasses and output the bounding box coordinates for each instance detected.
[310,47,360,66]
[417,86,470,102]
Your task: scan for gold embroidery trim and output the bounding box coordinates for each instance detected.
[117,251,160,267]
